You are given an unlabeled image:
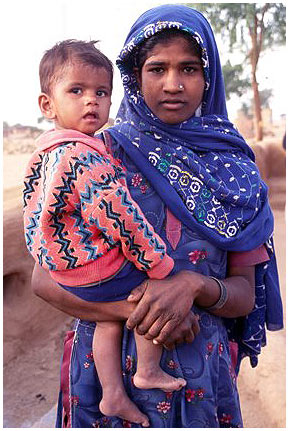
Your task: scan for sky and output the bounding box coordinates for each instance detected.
[2,0,287,128]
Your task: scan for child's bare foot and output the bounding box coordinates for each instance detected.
[133,367,186,392]
[100,389,149,427]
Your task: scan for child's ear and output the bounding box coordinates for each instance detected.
[38,93,56,120]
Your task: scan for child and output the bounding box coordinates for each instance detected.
[23,39,186,426]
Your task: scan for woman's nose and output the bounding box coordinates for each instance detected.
[163,71,182,93]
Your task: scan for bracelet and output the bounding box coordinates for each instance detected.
[204,277,228,311]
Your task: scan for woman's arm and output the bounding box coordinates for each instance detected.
[31,264,200,348]
[32,262,254,348]
[126,265,255,344]
[32,263,200,346]
[195,265,255,318]
[32,263,135,321]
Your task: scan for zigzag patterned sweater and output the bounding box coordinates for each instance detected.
[23,129,174,286]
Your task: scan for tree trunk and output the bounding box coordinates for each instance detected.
[251,70,263,141]
[248,9,264,142]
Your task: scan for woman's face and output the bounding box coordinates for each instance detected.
[136,37,205,124]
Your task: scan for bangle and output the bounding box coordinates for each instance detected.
[204,277,228,311]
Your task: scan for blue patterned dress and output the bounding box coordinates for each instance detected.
[56,142,242,427]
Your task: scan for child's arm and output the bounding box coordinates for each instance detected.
[76,147,174,279]
[24,143,173,277]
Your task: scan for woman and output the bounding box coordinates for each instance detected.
[32,4,283,428]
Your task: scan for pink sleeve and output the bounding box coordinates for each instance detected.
[228,245,269,267]
[77,146,174,279]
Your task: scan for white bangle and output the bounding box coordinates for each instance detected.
[204,277,228,311]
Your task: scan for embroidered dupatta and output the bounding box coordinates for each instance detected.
[107,4,283,368]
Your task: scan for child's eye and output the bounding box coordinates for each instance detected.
[96,90,108,97]
[70,87,82,94]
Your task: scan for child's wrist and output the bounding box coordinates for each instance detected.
[147,254,174,279]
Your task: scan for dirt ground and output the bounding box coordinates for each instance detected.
[3,151,286,428]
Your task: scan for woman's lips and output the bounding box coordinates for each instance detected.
[160,100,185,109]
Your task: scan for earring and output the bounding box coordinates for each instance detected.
[179,84,184,90]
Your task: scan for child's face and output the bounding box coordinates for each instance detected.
[48,63,112,136]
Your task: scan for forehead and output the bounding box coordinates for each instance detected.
[55,62,111,86]
[144,36,200,62]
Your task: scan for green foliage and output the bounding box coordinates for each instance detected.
[222,61,251,99]
[259,88,273,109]
[240,101,252,117]
[240,88,273,115]
[186,3,285,117]
[187,3,286,53]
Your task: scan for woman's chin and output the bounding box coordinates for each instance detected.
[158,115,189,125]
[154,108,194,125]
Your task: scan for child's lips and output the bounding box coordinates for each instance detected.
[83,112,99,120]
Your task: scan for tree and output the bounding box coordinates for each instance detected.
[222,61,251,100]
[188,3,286,141]
[240,88,273,118]
[259,88,273,109]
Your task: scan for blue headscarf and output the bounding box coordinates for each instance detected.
[107,4,283,368]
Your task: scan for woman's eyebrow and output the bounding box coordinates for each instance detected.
[145,59,202,66]
[180,60,202,65]
[144,61,166,66]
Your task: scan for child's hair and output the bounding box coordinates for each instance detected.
[134,29,202,71]
[39,39,113,95]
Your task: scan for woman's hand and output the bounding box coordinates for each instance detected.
[126,271,203,343]
[126,266,256,345]
[155,311,200,350]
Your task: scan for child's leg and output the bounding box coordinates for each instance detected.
[93,321,149,426]
[133,331,186,391]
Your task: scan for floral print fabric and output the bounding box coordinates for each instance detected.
[58,316,242,428]
[56,161,243,427]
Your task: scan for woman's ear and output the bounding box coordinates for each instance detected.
[133,67,142,89]
[38,93,56,120]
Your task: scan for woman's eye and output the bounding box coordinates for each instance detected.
[149,67,164,74]
[183,66,195,74]
[70,87,82,94]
